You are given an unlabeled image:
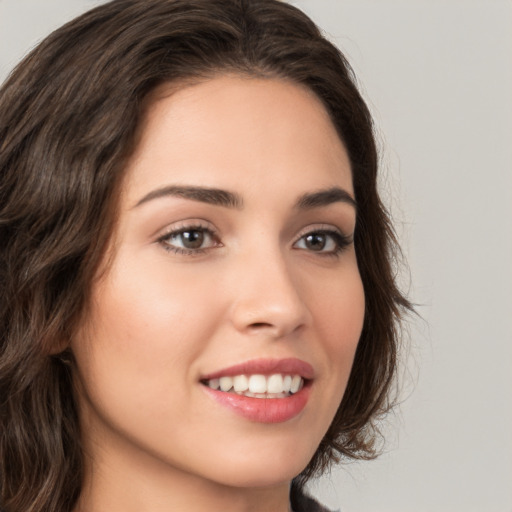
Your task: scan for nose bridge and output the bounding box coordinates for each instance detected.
[228,238,312,338]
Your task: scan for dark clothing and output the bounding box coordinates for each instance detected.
[290,482,333,512]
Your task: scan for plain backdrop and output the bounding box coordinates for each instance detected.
[1,1,511,511]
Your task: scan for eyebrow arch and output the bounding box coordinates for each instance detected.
[133,184,356,211]
[133,185,244,209]
[295,187,357,211]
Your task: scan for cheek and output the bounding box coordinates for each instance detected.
[311,265,365,390]
[93,253,221,355]
[72,255,224,416]
[315,261,365,337]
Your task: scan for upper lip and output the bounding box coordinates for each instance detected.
[201,358,315,381]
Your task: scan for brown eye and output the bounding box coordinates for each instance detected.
[293,229,351,257]
[158,226,219,254]
[304,233,327,251]
[179,230,204,249]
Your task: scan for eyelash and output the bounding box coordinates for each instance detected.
[293,228,352,257]
[157,224,352,258]
[157,223,220,256]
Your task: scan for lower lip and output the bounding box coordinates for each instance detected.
[202,384,311,423]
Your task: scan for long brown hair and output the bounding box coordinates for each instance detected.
[0,0,411,510]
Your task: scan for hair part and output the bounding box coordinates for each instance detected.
[0,0,411,510]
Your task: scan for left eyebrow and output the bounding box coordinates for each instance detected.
[294,187,357,211]
[132,185,244,209]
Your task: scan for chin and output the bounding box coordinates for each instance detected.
[199,444,315,489]
[211,465,305,490]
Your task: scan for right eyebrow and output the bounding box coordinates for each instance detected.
[132,185,244,210]
[294,187,357,211]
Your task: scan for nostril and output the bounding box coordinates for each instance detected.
[249,322,273,329]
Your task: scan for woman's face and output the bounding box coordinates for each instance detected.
[72,75,365,493]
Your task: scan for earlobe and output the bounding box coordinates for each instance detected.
[49,348,76,371]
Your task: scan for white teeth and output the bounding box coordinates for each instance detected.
[205,373,305,397]
[248,374,267,394]
[233,375,249,392]
[283,375,292,393]
[267,374,284,394]
[290,375,302,393]
[208,378,220,390]
[219,376,233,392]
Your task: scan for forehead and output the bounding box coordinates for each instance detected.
[123,75,353,206]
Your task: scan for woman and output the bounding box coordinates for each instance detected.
[0,1,410,511]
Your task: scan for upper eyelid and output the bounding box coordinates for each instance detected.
[155,221,350,240]
[293,228,352,248]
[157,221,346,235]
[156,220,218,238]
[293,223,349,241]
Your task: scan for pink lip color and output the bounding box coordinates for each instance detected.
[202,383,311,423]
[201,358,314,423]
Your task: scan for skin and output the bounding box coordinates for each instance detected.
[72,75,365,512]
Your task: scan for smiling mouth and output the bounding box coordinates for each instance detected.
[201,373,306,399]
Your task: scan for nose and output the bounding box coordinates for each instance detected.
[228,249,312,339]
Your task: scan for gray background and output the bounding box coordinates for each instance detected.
[1,1,511,511]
